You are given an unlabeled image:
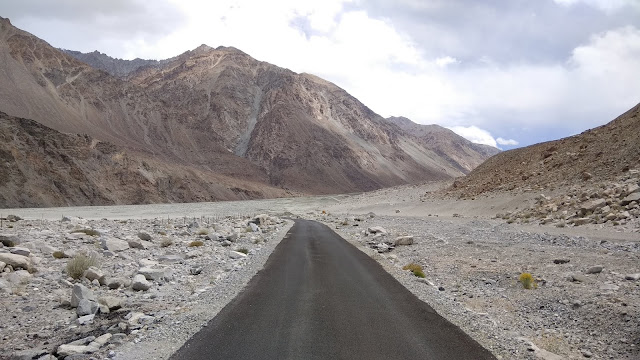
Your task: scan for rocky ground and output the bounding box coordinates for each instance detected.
[1,177,639,360]
[0,214,292,360]
[315,213,639,360]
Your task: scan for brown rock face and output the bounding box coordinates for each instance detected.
[0,17,498,206]
[449,102,640,197]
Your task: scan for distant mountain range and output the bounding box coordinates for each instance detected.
[0,16,499,207]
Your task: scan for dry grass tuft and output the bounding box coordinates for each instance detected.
[66,253,99,279]
[403,263,426,278]
[188,240,204,247]
[519,272,535,289]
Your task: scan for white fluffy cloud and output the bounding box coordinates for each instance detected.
[446,125,516,149]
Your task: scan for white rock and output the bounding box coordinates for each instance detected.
[0,253,31,269]
[76,314,95,325]
[100,237,130,252]
[138,266,173,281]
[7,270,32,285]
[625,273,640,281]
[0,261,5,271]
[229,251,247,259]
[57,343,98,356]
[367,226,387,235]
[394,235,414,246]
[70,284,96,308]
[92,333,112,346]
[131,274,151,291]
[249,223,261,233]
[99,296,123,311]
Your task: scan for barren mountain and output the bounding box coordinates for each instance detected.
[0,111,289,208]
[388,116,500,173]
[448,102,640,198]
[60,49,171,79]
[0,16,497,206]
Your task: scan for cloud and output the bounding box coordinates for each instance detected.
[446,126,498,148]
[496,138,519,146]
[2,0,639,148]
[552,0,640,13]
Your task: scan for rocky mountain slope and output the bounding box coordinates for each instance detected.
[60,49,171,79]
[0,16,498,206]
[445,102,640,229]
[388,116,500,173]
[0,112,289,208]
[449,102,640,197]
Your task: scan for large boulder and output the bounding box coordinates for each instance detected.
[0,253,31,269]
[0,234,20,247]
[76,298,99,316]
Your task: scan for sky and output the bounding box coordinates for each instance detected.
[2,0,640,149]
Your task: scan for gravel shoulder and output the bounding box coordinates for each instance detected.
[318,213,639,359]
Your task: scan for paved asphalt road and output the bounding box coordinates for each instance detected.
[170,219,496,360]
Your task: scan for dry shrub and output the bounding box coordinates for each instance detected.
[71,228,100,237]
[66,253,99,279]
[188,240,204,247]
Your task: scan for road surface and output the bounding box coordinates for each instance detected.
[170,219,496,359]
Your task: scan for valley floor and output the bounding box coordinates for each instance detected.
[0,183,638,359]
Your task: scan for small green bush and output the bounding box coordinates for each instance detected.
[66,253,99,279]
[403,263,425,278]
[519,272,534,289]
[189,240,204,247]
[237,247,249,254]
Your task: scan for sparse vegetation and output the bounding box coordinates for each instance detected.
[66,253,99,279]
[403,263,426,278]
[52,251,66,259]
[189,240,204,247]
[237,247,249,254]
[245,226,253,233]
[519,272,535,289]
[71,228,100,237]
[160,237,173,247]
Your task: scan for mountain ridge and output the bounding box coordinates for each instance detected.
[0,17,499,207]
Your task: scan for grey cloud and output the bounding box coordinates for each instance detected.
[0,0,186,56]
[352,0,640,64]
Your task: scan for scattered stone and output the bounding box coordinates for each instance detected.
[586,266,603,274]
[76,314,95,325]
[98,296,123,311]
[394,235,414,246]
[131,274,151,291]
[137,232,152,241]
[76,298,98,316]
[621,192,640,205]
[106,277,127,290]
[83,266,105,284]
[127,239,150,249]
[138,266,173,281]
[367,226,387,235]
[580,349,593,358]
[581,199,606,212]
[571,274,589,283]
[100,237,130,252]
[0,234,20,247]
[190,266,203,275]
[70,284,96,308]
[553,259,570,264]
[229,251,247,259]
[625,273,640,281]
